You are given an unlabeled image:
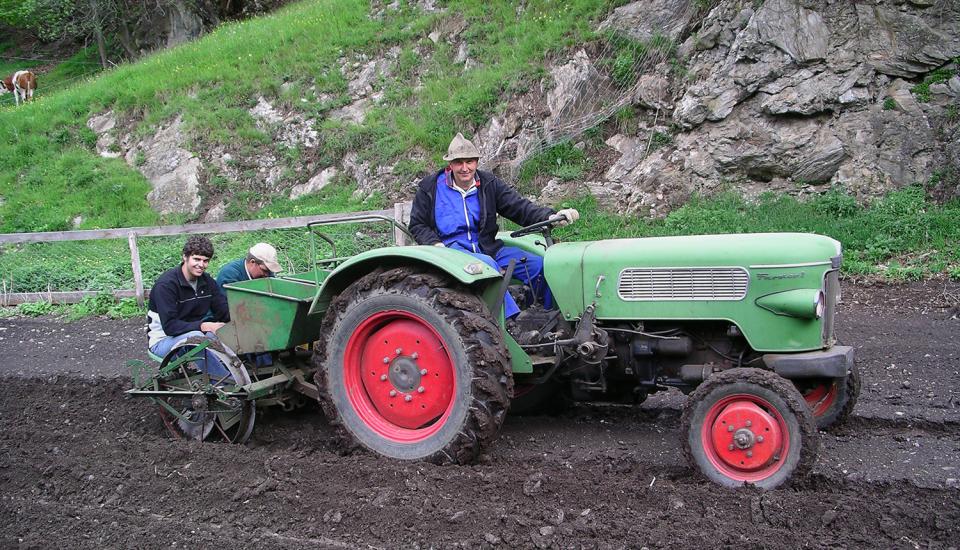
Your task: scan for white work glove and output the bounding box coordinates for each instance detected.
[556,208,580,226]
[433,242,446,247]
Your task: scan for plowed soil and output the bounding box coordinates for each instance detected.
[1,280,958,549]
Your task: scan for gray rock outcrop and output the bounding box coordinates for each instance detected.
[90,0,959,221]
[479,0,960,214]
[124,116,202,216]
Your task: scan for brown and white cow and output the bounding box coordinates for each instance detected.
[1,70,37,106]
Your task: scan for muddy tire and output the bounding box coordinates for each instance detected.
[795,363,861,430]
[313,267,512,464]
[681,368,818,489]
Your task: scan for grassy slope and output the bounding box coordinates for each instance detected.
[0,0,957,283]
[0,0,606,232]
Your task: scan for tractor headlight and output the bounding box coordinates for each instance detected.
[756,288,825,319]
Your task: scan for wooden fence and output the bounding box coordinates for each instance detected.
[0,202,413,307]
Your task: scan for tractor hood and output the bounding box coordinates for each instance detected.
[544,233,842,352]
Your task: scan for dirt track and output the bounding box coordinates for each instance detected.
[1,280,959,549]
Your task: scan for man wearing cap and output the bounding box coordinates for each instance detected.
[409,133,579,319]
[216,242,283,288]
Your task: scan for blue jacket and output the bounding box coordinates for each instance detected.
[409,169,554,256]
[216,258,251,288]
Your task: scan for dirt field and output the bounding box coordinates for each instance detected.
[1,280,958,549]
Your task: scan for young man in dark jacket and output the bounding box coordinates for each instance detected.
[408,133,579,318]
[147,235,231,377]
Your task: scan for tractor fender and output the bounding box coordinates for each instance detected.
[309,246,503,316]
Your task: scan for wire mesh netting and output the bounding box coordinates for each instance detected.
[499,2,708,181]
[0,217,401,297]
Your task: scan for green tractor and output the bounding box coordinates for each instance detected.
[129,214,857,489]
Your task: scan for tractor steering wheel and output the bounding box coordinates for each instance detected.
[509,214,566,239]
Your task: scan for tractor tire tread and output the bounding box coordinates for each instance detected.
[312,266,512,465]
[681,367,819,488]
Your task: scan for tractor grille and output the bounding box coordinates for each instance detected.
[617,267,749,301]
[821,269,840,345]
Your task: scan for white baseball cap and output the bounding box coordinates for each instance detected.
[249,242,282,273]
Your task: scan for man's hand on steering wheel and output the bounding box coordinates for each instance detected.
[509,208,581,238]
[556,208,580,226]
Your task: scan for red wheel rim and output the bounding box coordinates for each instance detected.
[701,394,789,483]
[343,310,456,442]
[802,381,838,418]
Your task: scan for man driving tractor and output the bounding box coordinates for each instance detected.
[408,133,579,318]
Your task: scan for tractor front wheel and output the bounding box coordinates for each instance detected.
[314,268,512,464]
[681,368,818,489]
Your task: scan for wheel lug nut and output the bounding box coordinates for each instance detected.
[727,425,734,432]
[728,444,734,451]
[745,420,752,427]
[380,374,387,381]
[746,451,753,458]
[417,386,425,393]
[411,352,419,359]
[382,357,390,364]
[395,348,403,355]
[389,390,397,397]
[756,436,764,443]
[404,394,412,402]
[420,369,428,375]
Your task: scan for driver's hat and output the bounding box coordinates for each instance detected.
[443,133,481,161]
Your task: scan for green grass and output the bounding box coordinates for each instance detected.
[910,59,959,102]
[552,186,960,280]
[0,0,616,233]
[516,141,591,194]
[0,294,145,320]
[0,183,386,294]
[1,185,956,320]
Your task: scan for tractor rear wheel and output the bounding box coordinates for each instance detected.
[795,363,861,430]
[681,368,818,489]
[313,267,512,464]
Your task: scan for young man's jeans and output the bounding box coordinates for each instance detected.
[149,330,233,380]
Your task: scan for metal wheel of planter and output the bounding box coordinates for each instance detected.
[156,338,255,443]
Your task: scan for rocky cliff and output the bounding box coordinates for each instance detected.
[88,0,960,220]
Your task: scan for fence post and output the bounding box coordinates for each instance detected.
[128,233,145,307]
[393,201,413,246]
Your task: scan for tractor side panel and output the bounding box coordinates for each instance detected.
[543,242,588,316]
[550,234,841,353]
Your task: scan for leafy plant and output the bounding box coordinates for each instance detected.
[910,66,956,103]
[883,97,896,110]
[66,292,116,320]
[16,300,54,316]
[648,131,673,151]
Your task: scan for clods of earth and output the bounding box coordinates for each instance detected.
[0,280,958,548]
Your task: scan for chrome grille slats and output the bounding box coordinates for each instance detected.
[617,267,749,301]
